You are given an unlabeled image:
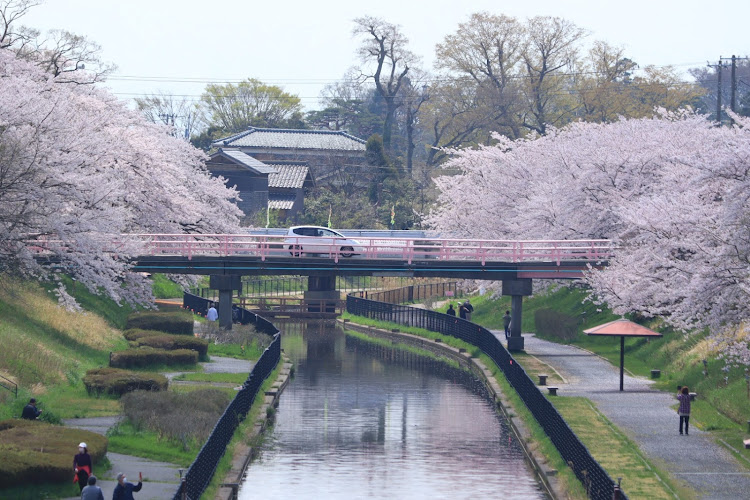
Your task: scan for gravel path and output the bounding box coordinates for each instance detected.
[509,332,750,500]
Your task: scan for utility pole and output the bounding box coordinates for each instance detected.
[718,55,749,116]
[731,55,737,113]
[708,59,723,121]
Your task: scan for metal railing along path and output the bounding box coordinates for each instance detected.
[175,293,281,500]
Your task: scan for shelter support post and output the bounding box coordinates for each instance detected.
[210,275,241,330]
[305,274,338,313]
[502,279,533,352]
[620,335,625,391]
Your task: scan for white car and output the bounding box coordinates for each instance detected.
[284,226,362,257]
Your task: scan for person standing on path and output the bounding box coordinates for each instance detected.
[206,303,218,334]
[113,472,142,500]
[80,475,104,500]
[21,397,42,419]
[463,299,474,321]
[458,302,467,319]
[73,442,93,492]
[446,304,456,316]
[503,311,512,339]
[677,386,691,435]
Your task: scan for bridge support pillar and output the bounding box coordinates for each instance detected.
[304,275,339,313]
[209,275,241,330]
[502,279,532,352]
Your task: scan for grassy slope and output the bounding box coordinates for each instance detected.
[0,276,129,420]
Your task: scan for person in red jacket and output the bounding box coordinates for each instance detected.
[73,442,92,492]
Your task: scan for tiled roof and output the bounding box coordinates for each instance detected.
[268,193,296,210]
[213,127,367,151]
[211,149,277,174]
[268,164,310,189]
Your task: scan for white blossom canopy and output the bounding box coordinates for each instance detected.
[0,48,243,307]
[427,111,750,337]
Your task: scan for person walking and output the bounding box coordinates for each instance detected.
[21,398,42,420]
[677,386,691,435]
[463,299,474,321]
[80,475,104,500]
[446,304,456,316]
[113,472,142,500]
[503,311,512,339]
[73,442,93,492]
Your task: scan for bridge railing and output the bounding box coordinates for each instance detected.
[175,293,280,500]
[346,295,626,500]
[129,233,614,265]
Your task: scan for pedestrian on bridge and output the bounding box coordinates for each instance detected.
[446,304,456,316]
[503,311,512,339]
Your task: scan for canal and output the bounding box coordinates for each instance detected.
[239,320,547,499]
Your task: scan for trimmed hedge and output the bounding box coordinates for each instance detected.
[132,334,208,358]
[123,328,165,341]
[125,311,193,335]
[83,367,168,396]
[0,419,107,489]
[110,348,198,368]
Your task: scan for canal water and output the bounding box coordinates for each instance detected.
[239,321,546,499]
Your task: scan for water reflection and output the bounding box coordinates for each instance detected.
[239,320,546,499]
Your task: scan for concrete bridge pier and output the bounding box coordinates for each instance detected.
[503,279,532,352]
[209,275,242,330]
[305,275,339,313]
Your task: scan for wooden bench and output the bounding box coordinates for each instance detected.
[547,386,559,396]
[689,392,697,401]
[538,374,548,386]
[650,369,661,378]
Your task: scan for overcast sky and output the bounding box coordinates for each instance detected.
[23,0,750,111]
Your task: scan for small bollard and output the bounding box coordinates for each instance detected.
[650,369,661,378]
[538,374,548,386]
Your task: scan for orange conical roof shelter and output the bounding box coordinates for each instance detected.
[584,319,662,391]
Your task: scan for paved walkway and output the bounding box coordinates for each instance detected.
[508,332,750,500]
[62,355,254,500]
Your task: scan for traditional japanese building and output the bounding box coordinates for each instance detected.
[206,149,314,224]
[211,127,367,186]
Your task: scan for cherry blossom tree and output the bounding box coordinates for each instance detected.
[426,111,750,349]
[0,47,242,307]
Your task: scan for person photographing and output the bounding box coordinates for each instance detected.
[113,472,142,500]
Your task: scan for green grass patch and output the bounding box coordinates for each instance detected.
[552,397,688,500]
[106,420,197,467]
[151,274,184,299]
[343,328,461,369]
[208,339,266,360]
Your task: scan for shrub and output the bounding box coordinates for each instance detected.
[121,389,229,447]
[123,329,164,341]
[82,368,168,396]
[133,334,208,358]
[535,308,580,340]
[125,311,193,335]
[0,419,106,488]
[110,348,198,368]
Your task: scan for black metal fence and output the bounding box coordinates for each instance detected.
[174,293,281,500]
[352,281,458,304]
[347,295,627,500]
